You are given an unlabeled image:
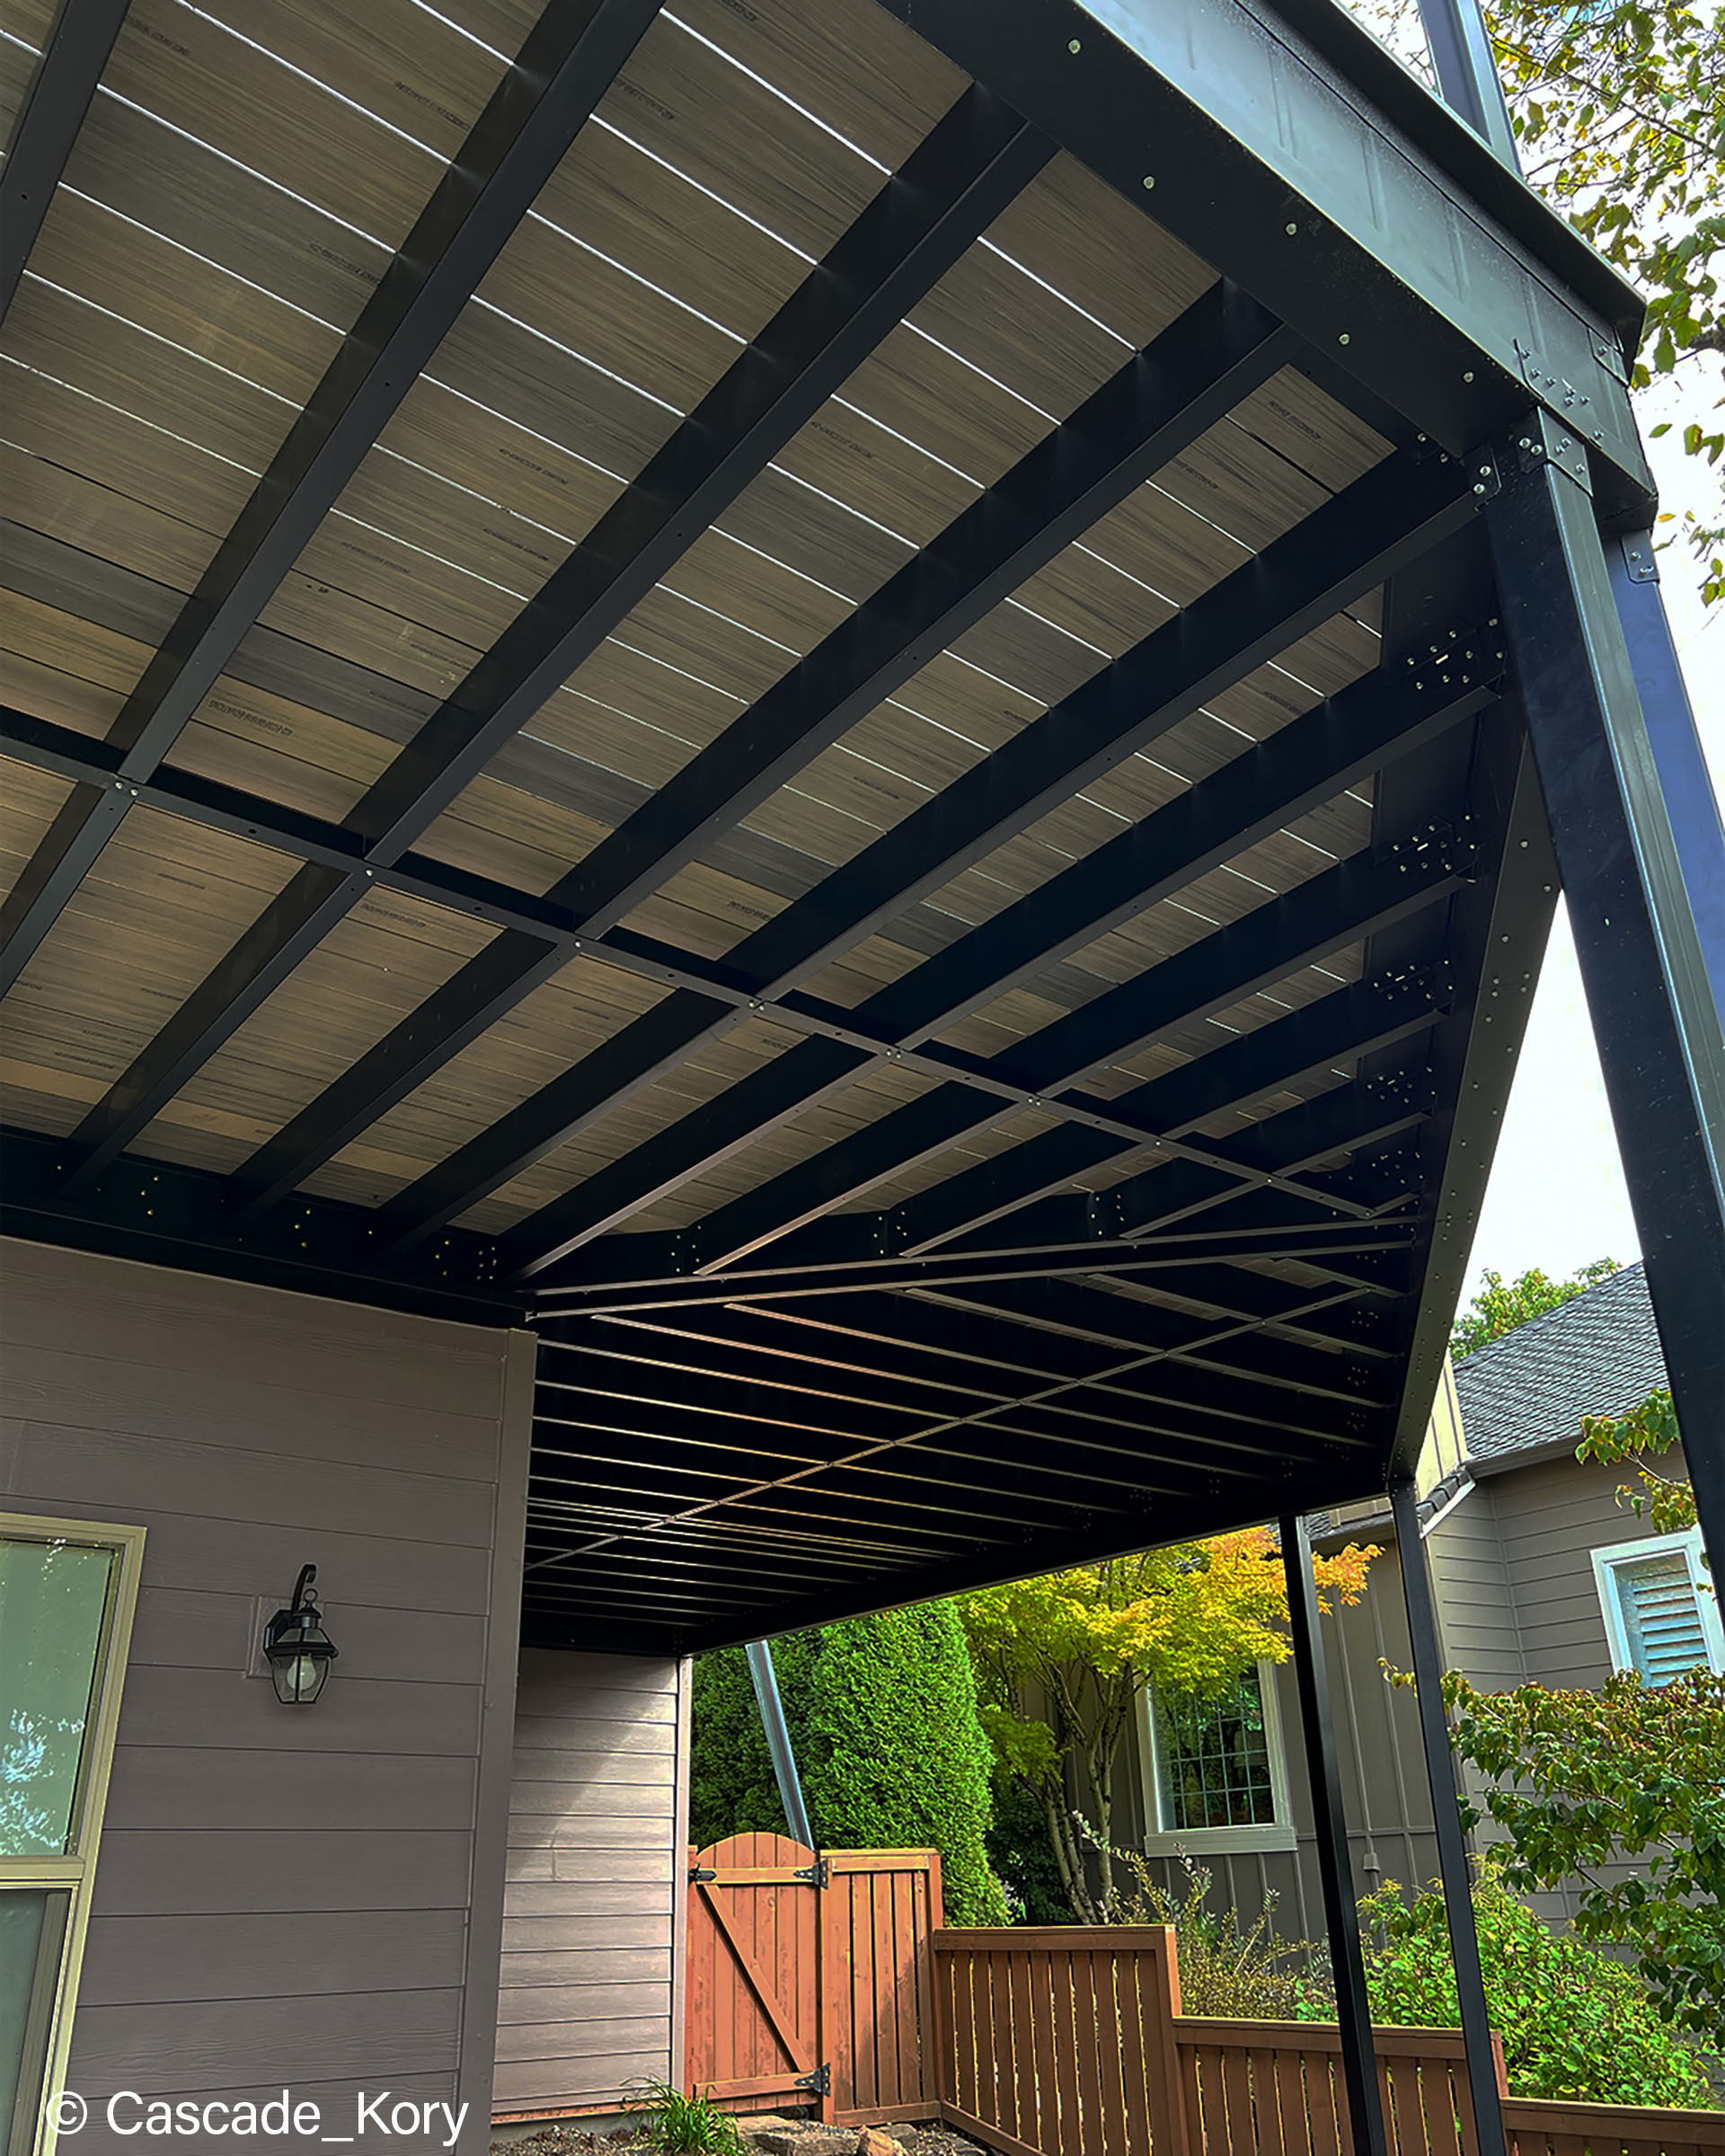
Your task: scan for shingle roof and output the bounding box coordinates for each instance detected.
[1452,1262,1666,1464]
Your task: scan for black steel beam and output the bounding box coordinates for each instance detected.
[1282,1511,1392,2156]
[532,1223,1418,1312]
[217,279,1298,1224]
[49,86,1054,1184]
[4,704,1306,1186]
[535,1459,1391,1653]
[494,459,1481,1276]
[882,966,1449,1261]
[605,816,1473,1283]
[0,0,131,321]
[871,0,1649,518]
[1486,412,1725,1586]
[0,0,665,1002]
[0,1122,517,1327]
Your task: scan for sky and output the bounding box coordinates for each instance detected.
[1458,376,1724,1302]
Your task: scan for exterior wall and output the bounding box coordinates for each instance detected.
[1428,1480,1525,1689]
[1491,1447,1687,1690]
[494,1649,690,2119]
[1118,1457,1691,1938]
[1121,1540,1440,1941]
[0,1238,534,2156]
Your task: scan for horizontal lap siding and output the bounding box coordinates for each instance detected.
[495,1648,687,2118]
[0,1238,530,2156]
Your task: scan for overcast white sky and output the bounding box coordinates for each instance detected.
[1459,374,1724,1300]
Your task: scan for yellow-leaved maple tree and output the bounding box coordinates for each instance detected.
[961,1529,1376,1922]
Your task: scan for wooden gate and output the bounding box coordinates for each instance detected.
[685,1836,943,2127]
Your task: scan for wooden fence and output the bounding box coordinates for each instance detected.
[1176,2016,1501,2156]
[1502,2099,1725,2156]
[688,1896,1724,2156]
[933,1926,1187,2156]
[926,1926,1725,2156]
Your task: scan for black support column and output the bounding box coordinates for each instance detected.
[1391,1480,1507,2152]
[1280,1514,1390,2156]
[1486,412,1725,1591]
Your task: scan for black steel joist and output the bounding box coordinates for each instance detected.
[465,450,1485,1277]
[6,0,1712,1703]
[1,0,666,1001]
[47,84,1057,1189]
[211,278,1302,1226]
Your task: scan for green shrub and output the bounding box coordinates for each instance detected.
[621,2079,743,2152]
[986,1772,1075,1924]
[689,1604,1009,1925]
[801,1604,1008,1925]
[1082,1825,1332,2018]
[688,1639,811,1849]
[1351,1865,1718,2105]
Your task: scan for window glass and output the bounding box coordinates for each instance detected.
[1155,1668,1278,1830]
[0,1541,116,1857]
[1610,1549,1711,1684]
[1,1889,69,2139]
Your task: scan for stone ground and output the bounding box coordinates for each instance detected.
[491,2117,982,2156]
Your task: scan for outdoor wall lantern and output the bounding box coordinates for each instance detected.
[262,1564,339,1704]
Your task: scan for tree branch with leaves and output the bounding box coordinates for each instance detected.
[960,1530,1376,1923]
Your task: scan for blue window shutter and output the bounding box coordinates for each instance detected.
[1613,1551,1711,1683]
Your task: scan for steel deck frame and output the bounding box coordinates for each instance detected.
[2,0,1720,1687]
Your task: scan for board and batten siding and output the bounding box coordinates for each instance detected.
[1122,1538,1440,1940]
[495,1649,690,2119]
[0,1238,535,2156]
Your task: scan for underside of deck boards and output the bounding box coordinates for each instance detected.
[1,0,1680,1657]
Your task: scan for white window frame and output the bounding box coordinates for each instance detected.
[2,1512,146,2156]
[1137,1659,1297,1855]
[1591,1526,1724,1682]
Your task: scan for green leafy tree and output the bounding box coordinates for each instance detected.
[1577,1383,1699,1531]
[1349,0,1724,602]
[1435,1667,1725,2037]
[688,1604,1008,1924]
[960,1531,1376,1922]
[1350,1862,1718,2102]
[1449,1257,1620,1359]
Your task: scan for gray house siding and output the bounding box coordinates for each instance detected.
[494,1648,688,2119]
[1,1238,534,2156]
[1121,1450,1694,1941]
[1490,1448,1687,1690]
[1117,1541,1440,1941]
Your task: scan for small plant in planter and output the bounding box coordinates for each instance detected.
[620,2080,745,2153]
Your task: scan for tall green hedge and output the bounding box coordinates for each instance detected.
[688,1604,1007,1925]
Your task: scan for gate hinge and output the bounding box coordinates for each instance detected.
[795,2063,832,2098]
[689,1865,717,1883]
[793,1858,830,1887]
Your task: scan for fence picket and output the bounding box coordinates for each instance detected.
[694,1903,1725,2156]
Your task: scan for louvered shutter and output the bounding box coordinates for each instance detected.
[1612,1551,1711,1684]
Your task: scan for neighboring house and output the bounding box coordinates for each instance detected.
[1118,1263,1717,1932]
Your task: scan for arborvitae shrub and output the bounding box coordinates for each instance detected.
[688,1603,1007,1924]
